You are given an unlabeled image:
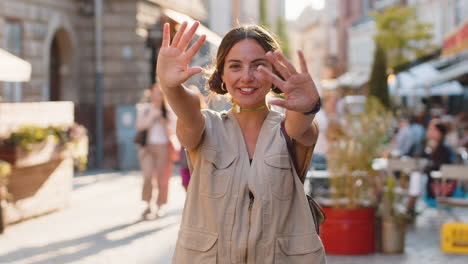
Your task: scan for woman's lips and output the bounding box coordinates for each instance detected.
[238,87,256,95]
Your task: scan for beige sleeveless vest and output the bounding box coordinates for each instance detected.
[172,109,326,264]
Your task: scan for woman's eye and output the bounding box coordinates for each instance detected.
[229,64,241,69]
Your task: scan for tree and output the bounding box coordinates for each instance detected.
[258,0,290,58]
[368,44,390,109]
[276,17,290,58]
[259,0,269,28]
[371,6,434,69]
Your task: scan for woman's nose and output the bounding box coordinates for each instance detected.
[241,68,255,82]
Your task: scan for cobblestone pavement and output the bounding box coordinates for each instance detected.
[1,170,467,264]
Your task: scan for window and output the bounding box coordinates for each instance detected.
[3,20,22,102]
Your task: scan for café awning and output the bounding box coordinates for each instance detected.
[0,48,31,82]
[336,69,370,88]
[162,8,222,46]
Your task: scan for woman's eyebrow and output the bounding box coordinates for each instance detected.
[252,58,268,63]
[226,58,269,64]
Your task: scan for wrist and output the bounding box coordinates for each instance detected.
[303,97,321,115]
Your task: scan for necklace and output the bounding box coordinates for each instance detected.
[233,104,268,113]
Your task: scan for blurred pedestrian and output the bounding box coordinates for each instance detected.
[406,118,456,214]
[157,22,325,263]
[408,114,425,157]
[393,117,413,157]
[135,83,178,218]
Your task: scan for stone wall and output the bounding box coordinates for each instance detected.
[0,101,74,136]
[0,0,159,168]
[0,0,151,105]
[0,102,75,225]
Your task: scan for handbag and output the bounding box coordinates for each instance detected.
[134,129,148,147]
[280,121,326,234]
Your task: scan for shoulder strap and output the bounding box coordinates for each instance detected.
[280,120,315,184]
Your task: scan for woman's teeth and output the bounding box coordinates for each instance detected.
[240,88,254,92]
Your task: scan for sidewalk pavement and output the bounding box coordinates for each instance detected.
[0,170,185,264]
[1,170,467,264]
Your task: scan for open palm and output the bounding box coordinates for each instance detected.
[259,50,320,113]
[156,22,206,91]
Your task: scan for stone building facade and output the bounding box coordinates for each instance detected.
[0,0,207,168]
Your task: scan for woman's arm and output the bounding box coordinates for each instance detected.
[259,50,320,147]
[156,22,207,150]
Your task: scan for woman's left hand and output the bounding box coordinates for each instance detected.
[258,50,319,113]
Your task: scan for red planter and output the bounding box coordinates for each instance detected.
[320,207,375,255]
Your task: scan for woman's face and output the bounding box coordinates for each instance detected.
[221,38,274,108]
[427,120,442,142]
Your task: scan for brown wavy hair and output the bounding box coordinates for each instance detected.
[207,24,282,95]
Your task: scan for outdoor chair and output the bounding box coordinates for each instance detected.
[436,164,468,221]
[385,158,426,196]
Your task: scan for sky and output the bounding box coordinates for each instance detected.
[285,0,325,20]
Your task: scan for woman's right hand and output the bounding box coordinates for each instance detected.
[156,22,206,93]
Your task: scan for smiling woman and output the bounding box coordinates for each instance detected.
[156,21,325,263]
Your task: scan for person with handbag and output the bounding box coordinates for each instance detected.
[135,83,178,218]
[157,22,326,263]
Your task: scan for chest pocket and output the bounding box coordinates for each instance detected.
[200,147,237,198]
[264,154,294,200]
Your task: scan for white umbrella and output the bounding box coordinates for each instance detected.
[0,48,31,82]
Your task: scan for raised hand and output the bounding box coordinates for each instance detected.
[156,22,206,92]
[258,50,320,113]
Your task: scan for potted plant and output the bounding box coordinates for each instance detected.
[0,124,88,170]
[0,160,12,233]
[377,169,408,253]
[319,97,393,254]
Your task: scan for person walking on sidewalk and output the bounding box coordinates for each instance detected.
[157,22,326,263]
[136,83,178,218]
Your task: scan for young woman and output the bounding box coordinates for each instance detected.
[157,22,325,263]
[136,83,177,218]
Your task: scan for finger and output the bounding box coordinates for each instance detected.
[258,65,287,92]
[186,34,206,59]
[171,21,188,47]
[161,23,170,47]
[267,98,287,109]
[184,67,203,80]
[298,50,309,73]
[274,51,297,75]
[266,51,290,79]
[178,22,200,51]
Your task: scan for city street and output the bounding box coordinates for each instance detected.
[0,170,467,264]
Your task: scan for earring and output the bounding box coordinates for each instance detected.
[221,82,227,92]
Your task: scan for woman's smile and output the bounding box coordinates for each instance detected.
[238,87,257,95]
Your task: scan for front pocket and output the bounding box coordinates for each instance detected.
[275,233,325,264]
[176,228,218,264]
[264,154,294,200]
[200,148,237,198]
